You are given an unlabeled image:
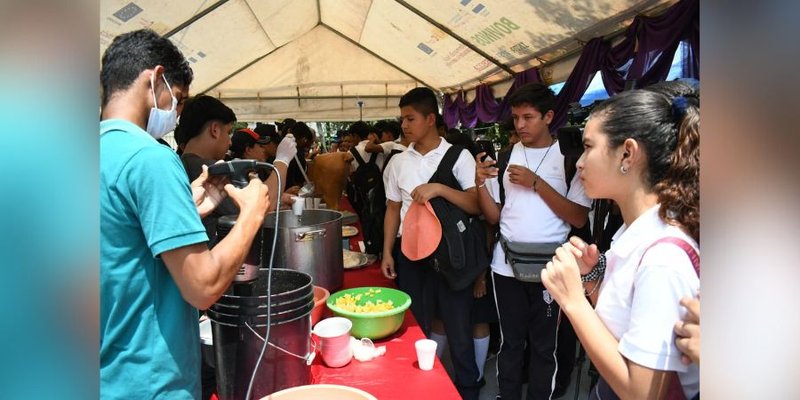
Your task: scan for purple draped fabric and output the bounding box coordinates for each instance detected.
[475,85,503,123]
[456,92,478,128]
[443,93,461,129]
[627,0,699,88]
[552,0,699,130]
[551,38,611,132]
[442,0,698,131]
[443,69,542,128]
[498,68,542,121]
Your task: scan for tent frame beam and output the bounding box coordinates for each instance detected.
[392,0,515,76]
[222,94,402,101]
[164,0,229,38]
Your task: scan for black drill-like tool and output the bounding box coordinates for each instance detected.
[207,159,274,188]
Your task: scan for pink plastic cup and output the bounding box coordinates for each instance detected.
[313,317,353,368]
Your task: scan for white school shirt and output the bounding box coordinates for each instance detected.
[485,141,592,277]
[596,205,700,399]
[383,138,476,235]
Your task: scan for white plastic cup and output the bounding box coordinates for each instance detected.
[415,339,437,371]
[313,317,353,368]
[291,196,304,216]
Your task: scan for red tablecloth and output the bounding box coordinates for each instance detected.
[307,199,460,399]
[309,265,460,399]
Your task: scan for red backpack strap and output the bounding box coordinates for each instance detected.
[638,237,699,400]
[639,237,700,277]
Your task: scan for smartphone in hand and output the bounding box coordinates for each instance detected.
[476,139,496,162]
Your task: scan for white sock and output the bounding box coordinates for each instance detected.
[473,336,490,381]
[430,332,448,359]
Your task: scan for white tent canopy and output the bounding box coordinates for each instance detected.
[100,0,676,121]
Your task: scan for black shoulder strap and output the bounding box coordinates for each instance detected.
[350,148,366,166]
[563,154,579,191]
[428,145,465,189]
[367,151,378,165]
[496,147,512,205]
[382,148,403,173]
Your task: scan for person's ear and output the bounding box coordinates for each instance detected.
[426,113,436,127]
[208,121,221,139]
[620,138,640,168]
[141,65,164,107]
[543,109,554,125]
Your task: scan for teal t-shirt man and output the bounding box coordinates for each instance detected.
[100,119,209,399]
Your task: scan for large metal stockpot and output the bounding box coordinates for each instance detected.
[217,209,344,292]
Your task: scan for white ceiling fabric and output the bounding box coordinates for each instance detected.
[100,0,676,121]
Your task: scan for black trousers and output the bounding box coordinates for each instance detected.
[394,239,482,400]
[492,272,561,400]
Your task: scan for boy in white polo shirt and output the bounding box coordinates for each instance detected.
[381,87,483,400]
[475,83,592,400]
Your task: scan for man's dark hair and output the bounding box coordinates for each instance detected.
[100,29,193,107]
[348,120,371,140]
[399,87,439,117]
[174,95,235,145]
[254,122,278,137]
[333,129,348,143]
[290,121,314,144]
[506,83,556,116]
[374,120,401,140]
[278,118,297,136]
[436,113,447,130]
[367,122,381,136]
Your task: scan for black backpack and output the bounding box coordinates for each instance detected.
[348,149,386,255]
[425,145,489,291]
[350,148,382,192]
[496,144,593,244]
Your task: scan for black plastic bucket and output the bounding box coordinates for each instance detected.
[215,269,313,308]
[208,300,313,324]
[209,269,313,400]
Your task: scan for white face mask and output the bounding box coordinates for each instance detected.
[146,74,178,139]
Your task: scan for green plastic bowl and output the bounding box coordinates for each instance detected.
[326,287,412,340]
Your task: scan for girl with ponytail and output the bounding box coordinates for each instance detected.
[541,87,700,400]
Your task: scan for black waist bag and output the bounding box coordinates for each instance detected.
[499,237,559,283]
[425,146,489,291]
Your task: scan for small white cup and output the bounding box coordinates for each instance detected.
[291,196,304,216]
[415,339,437,371]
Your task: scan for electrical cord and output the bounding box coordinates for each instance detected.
[244,163,281,400]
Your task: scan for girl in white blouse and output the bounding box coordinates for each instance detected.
[542,87,700,400]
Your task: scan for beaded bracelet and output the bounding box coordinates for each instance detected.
[580,253,606,283]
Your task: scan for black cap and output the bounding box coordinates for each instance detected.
[254,123,281,144]
[230,128,272,158]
